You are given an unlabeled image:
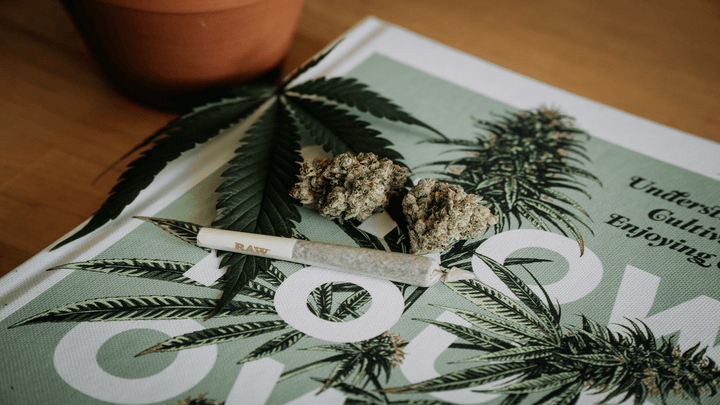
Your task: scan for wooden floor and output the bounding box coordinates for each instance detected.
[1,0,719,277]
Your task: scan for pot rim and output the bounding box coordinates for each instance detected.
[94,0,268,14]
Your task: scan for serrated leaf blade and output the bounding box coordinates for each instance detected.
[485,372,581,394]
[418,318,511,351]
[381,362,533,393]
[289,76,445,138]
[286,96,404,163]
[134,216,208,249]
[139,320,291,355]
[445,278,551,337]
[48,258,202,285]
[10,296,273,327]
[238,330,306,364]
[52,96,266,250]
[209,100,303,318]
[474,255,558,332]
[458,345,556,364]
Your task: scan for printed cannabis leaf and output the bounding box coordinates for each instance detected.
[134,216,208,250]
[20,222,423,366]
[9,296,276,327]
[383,258,720,405]
[420,107,600,254]
[51,41,443,316]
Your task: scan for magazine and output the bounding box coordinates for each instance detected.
[1,17,718,405]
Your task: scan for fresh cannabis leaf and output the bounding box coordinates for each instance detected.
[52,41,444,317]
[288,76,446,139]
[52,97,267,250]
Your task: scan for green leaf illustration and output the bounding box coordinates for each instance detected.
[438,239,485,270]
[416,318,511,351]
[281,331,408,402]
[504,177,518,210]
[381,363,533,393]
[482,372,581,394]
[423,107,600,253]
[545,163,602,186]
[334,288,372,320]
[434,305,546,342]
[557,353,622,366]
[279,354,346,382]
[238,330,305,364]
[312,282,334,321]
[536,187,589,217]
[206,255,267,319]
[474,254,558,332]
[383,225,411,254]
[321,354,363,392]
[48,257,278,300]
[336,221,386,251]
[544,380,584,405]
[134,216,209,249]
[320,381,383,403]
[256,263,287,288]
[444,278,551,337]
[519,198,586,254]
[503,258,553,266]
[10,296,275,327]
[514,201,551,233]
[387,253,720,405]
[138,320,291,355]
[48,258,203,285]
[457,345,556,364]
[235,280,276,302]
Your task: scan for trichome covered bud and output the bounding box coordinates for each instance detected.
[290,152,409,222]
[403,178,497,254]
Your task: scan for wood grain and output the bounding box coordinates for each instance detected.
[1,0,719,277]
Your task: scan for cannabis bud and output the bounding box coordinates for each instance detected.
[403,178,497,254]
[290,152,409,222]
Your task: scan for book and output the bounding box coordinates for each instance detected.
[1,17,719,405]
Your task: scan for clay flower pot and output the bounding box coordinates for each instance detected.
[63,0,304,108]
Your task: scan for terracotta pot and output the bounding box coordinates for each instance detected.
[63,0,303,108]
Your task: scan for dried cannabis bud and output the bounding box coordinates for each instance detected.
[403,178,497,254]
[290,152,409,222]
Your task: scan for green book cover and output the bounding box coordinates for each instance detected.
[1,18,718,405]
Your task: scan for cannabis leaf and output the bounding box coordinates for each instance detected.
[134,216,208,250]
[279,331,408,402]
[383,258,720,405]
[52,96,267,250]
[9,296,276,327]
[288,76,446,139]
[21,221,427,366]
[419,107,600,254]
[51,41,444,317]
[48,258,200,284]
[137,321,292,356]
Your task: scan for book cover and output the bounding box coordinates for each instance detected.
[1,18,718,405]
